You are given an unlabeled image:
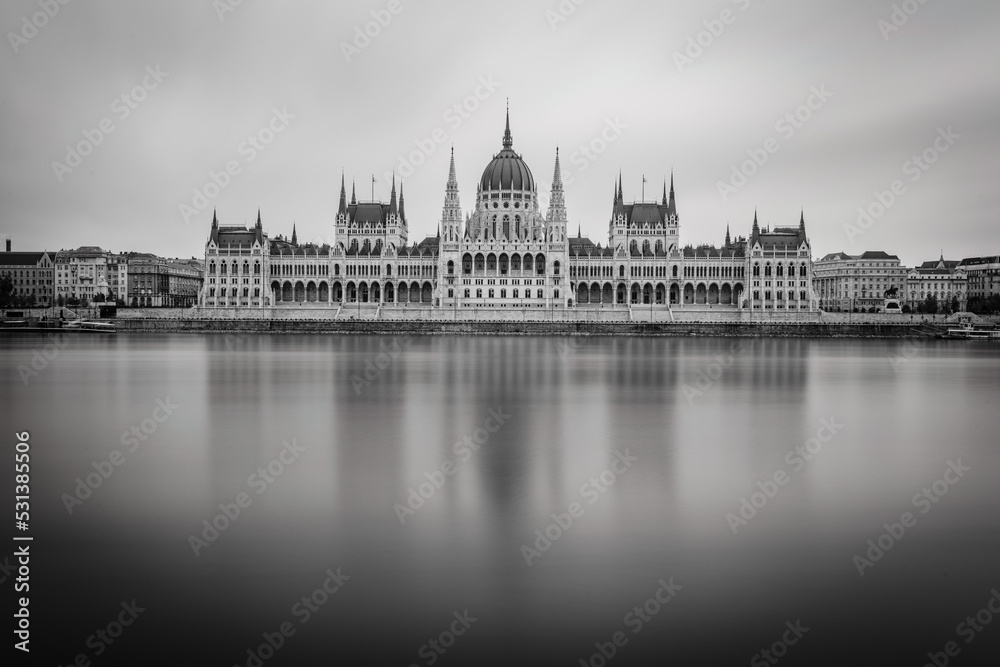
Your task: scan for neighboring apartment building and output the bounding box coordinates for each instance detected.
[906,256,967,312]
[127,254,203,307]
[54,247,128,303]
[0,250,54,307]
[958,256,1000,302]
[812,251,907,312]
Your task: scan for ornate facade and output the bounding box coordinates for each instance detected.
[199,111,817,313]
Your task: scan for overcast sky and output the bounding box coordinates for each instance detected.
[1,0,997,267]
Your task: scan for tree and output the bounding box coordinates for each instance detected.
[902,304,912,314]
[951,296,960,313]
[57,295,65,307]
[0,272,13,308]
[94,292,107,303]
[923,294,938,315]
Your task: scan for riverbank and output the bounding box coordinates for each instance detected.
[110,318,943,337]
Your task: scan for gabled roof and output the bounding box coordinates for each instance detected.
[625,203,669,226]
[959,256,1000,267]
[0,252,49,266]
[568,236,596,256]
[859,251,899,261]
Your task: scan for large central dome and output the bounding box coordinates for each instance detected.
[480,110,535,192]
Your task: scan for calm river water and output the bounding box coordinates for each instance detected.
[2,334,999,665]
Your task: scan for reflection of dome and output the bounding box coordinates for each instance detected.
[480,111,535,192]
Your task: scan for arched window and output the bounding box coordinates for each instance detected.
[334,264,340,276]
[764,264,772,277]
[619,265,625,278]
[447,260,455,275]
[553,261,561,276]
[672,265,678,278]
[777,264,784,277]
[753,263,760,277]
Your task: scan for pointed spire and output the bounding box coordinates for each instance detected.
[725,224,731,246]
[667,171,677,215]
[662,180,668,206]
[578,224,581,238]
[448,146,458,186]
[552,147,563,189]
[212,209,218,228]
[502,100,513,149]
[398,181,406,224]
[350,180,357,205]
[389,174,398,216]
[291,223,297,245]
[338,172,348,216]
[256,208,262,228]
[617,171,623,202]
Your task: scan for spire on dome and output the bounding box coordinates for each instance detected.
[502,100,513,149]
[338,172,348,217]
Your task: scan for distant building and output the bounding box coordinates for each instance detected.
[906,256,967,312]
[54,247,128,304]
[0,251,54,307]
[812,251,907,312]
[127,254,203,307]
[958,256,1000,302]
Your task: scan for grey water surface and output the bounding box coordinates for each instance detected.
[3,334,999,665]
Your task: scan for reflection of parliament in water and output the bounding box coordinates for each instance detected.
[199,109,817,313]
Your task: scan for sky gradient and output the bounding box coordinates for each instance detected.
[2,0,998,267]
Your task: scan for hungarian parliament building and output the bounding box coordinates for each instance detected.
[199,112,816,313]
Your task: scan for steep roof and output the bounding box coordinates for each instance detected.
[859,251,899,261]
[0,252,49,266]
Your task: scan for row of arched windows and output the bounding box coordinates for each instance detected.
[208,260,260,276]
[753,262,808,278]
